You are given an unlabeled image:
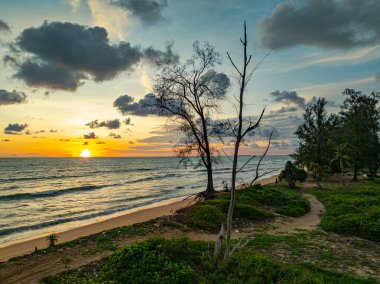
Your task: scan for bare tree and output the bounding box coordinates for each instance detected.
[154,42,230,196]
[221,22,269,264]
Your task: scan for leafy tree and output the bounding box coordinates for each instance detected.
[154,42,230,196]
[308,162,330,188]
[330,143,351,186]
[279,161,307,188]
[293,97,336,182]
[340,89,380,180]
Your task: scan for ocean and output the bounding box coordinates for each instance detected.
[0,156,289,244]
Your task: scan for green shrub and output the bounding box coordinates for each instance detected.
[178,205,224,232]
[100,238,199,284]
[42,237,375,284]
[315,180,380,242]
[234,204,273,220]
[238,185,310,217]
[204,198,231,212]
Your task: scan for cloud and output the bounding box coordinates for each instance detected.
[59,138,70,142]
[270,90,306,109]
[260,0,380,50]
[2,139,10,142]
[69,0,81,12]
[270,106,298,114]
[0,19,10,33]
[88,0,131,40]
[49,129,58,133]
[111,0,167,26]
[124,117,132,125]
[109,132,122,139]
[11,21,179,91]
[114,93,159,116]
[138,135,172,143]
[376,72,380,81]
[0,90,27,105]
[83,141,89,145]
[86,119,121,129]
[84,132,98,139]
[143,42,179,64]
[15,61,86,91]
[263,114,302,139]
[4,123,28,134]
[96,141,106,144]
[200,70,230,98]
[3,55,18,66]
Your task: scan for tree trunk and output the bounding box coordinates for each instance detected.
[353,164,358,182]
[223,143,238,264]
[205,164,215,195]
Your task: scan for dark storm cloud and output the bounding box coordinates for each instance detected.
[0,90,27,105]
[114,93,159,116]
[84,132,98,139]
[111,0,167,25]
[260,0,380,50]
[11,21,178,90]
[4,123,28,134]
[0,19,10,32]
[15,61,85,91]
[86,119,121,129]
[143,43,179,64]
[270,90,306,109]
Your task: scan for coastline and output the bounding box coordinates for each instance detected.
[0,175,277,262]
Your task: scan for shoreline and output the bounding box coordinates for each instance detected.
[0,175,278,262]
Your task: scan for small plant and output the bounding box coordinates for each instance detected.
[46,234,59,248]
[279,161,307,188]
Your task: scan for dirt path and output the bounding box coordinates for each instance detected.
[0,191,325,284]
[267,193,325,234]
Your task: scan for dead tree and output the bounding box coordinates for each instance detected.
[154,42,230,197]
[222,22,270,264]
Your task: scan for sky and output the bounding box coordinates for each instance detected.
[0,0,379,157]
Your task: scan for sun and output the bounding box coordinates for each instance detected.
[80,149,92,158]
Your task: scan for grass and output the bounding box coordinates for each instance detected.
[176,184,310,232]
[40,237,376,284]
[314,179,380,242]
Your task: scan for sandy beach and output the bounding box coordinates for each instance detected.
[0,175,277,262]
